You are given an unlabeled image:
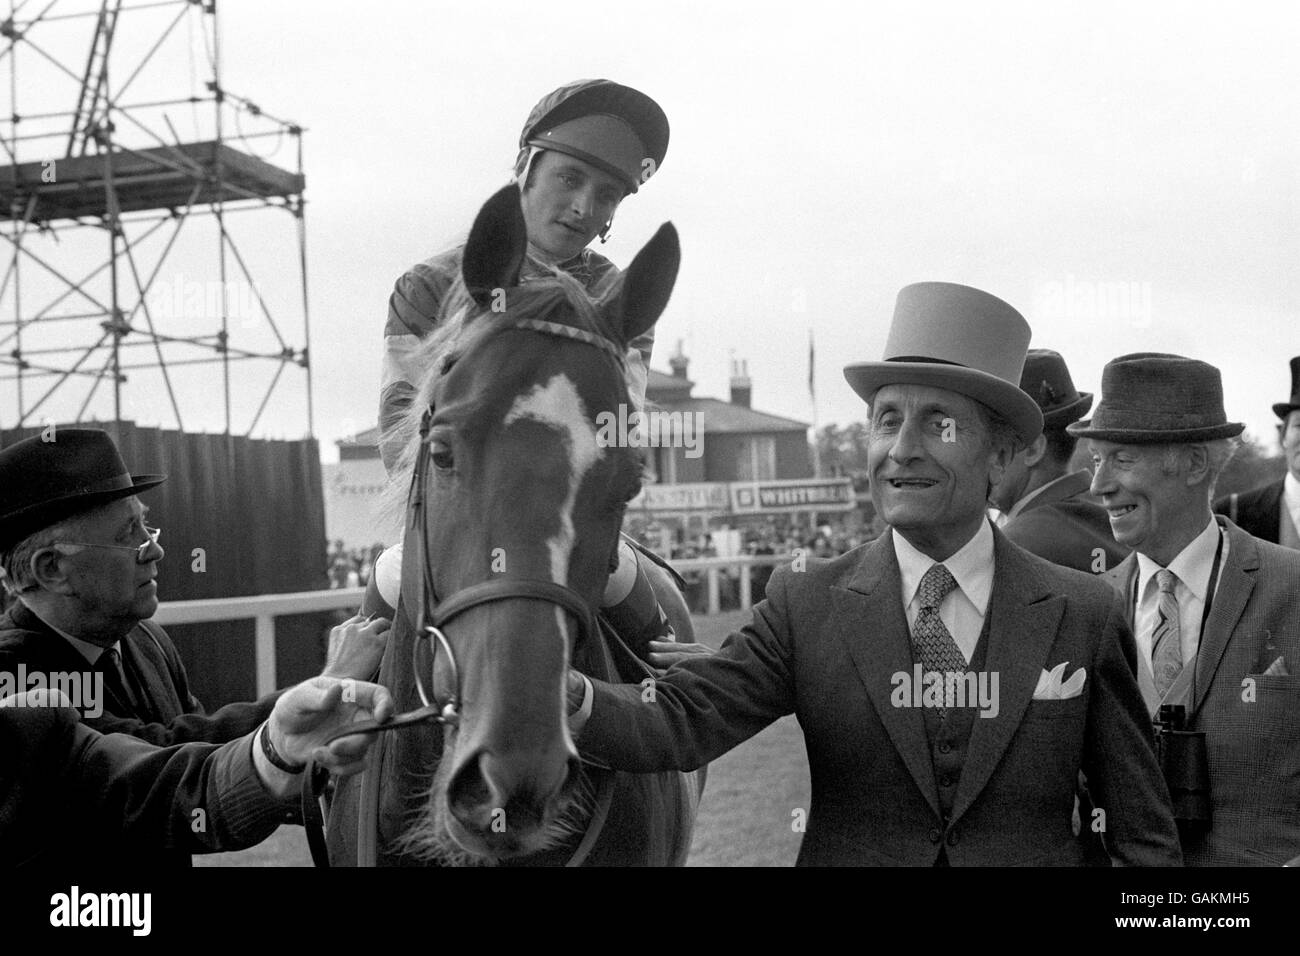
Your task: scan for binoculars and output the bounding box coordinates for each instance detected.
[1153,704,1212,831]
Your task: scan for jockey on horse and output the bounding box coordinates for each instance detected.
[370,79,707,668]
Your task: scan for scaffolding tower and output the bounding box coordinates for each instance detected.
[0,0,312,436]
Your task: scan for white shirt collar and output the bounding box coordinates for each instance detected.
[1284,472,1300,527]
[1135,517,1220,602]
[893,518,995,616]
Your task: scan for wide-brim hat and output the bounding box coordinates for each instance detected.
[1271,355,1300,420]
[520,79,669,194]
[1066,352,1245,444]
[843,282,1044,446]
[1020,348,1093,430]
[0,428,165,550]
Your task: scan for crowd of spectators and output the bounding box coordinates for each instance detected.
[327,540,386,590]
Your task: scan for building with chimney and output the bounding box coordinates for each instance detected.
[643,347,812,484]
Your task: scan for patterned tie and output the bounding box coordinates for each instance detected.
[1151,569,1183,698]
[912,564,968,718]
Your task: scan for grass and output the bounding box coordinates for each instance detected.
[196,610,810,867]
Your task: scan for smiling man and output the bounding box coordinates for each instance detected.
[1072,352,1300,865]
[565,283,1180,865]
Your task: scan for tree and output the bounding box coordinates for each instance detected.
[814,422,872,493]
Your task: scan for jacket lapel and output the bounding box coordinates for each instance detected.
[829,531,941,819]
[1104,555,1139,630]
[950,530,1065,823]
[1192,518,1258,715]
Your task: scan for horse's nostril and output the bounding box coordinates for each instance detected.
[446,753,493,825]
[446,750,573,839]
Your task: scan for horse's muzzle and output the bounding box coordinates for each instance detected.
[445,745,584,857]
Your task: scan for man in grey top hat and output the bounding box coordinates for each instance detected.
[1072,352,1300,865]
[1214,354,1300,548]
[991,349,1129,575]
[562,283,1180,866]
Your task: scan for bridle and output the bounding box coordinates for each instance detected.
[304,313,630,867]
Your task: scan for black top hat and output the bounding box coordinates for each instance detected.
[1020,349,1093,431]
[1272,356,1300,420]
[0,428,165,551]
[1066,353,1245,444]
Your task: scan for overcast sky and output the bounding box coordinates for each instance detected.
[4,0,1297,461]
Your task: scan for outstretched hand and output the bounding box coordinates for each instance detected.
[267,676,393,783]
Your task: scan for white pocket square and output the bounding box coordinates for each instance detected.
[1033,662,1087,700]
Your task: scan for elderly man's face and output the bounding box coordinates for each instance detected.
[520,151,625,261]
[1281,411,1300,481]
[1086,440,1200,562]
[54,497,163,635]
[868,384,1012,558]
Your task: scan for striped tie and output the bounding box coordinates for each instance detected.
[913,564,967,715]
[1151,569,1183,698]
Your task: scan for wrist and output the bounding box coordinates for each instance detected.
[259,719,306,774]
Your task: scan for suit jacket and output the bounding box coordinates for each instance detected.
[1003,470,1130,574]
[1214,479,1284,544]
[1103,517,1300,865]
[0,700,290,866]
[0,601,276,745]
[581,525,1181,866]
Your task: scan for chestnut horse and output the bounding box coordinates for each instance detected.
[323,185,702,865]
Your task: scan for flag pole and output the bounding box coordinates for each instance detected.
[809,327,822,478]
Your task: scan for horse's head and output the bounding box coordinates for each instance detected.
[393,184,679,861]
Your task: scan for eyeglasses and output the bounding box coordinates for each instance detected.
[56,525,162,563]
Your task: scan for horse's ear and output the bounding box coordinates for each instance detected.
[610,222,679,343]
[463,184,527,307]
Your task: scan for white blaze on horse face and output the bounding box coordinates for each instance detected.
[503,373,603,586]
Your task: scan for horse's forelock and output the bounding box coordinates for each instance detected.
[379,270,626,528]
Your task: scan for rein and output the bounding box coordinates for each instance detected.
[303,312,628,867]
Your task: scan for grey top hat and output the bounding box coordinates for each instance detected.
[842,282,1044,445]
[1066,352,1245,444]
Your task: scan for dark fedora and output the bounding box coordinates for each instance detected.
[1271,355,1300,420]
[1066,353,1245,444]
[1020,349,1092,430]
[0,428,165,550]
